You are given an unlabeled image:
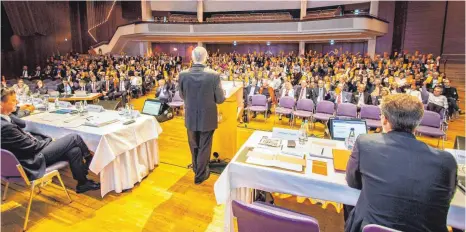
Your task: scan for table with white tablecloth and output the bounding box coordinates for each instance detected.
[23,109,163,197]
[214,131,466,231]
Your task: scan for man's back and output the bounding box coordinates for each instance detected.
[179,64,225,132]
[345,131,457,232]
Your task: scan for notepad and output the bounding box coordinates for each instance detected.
[245,150,305,172]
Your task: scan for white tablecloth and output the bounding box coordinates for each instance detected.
[23,110,163,197]
[214,131,466,231]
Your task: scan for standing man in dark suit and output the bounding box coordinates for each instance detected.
[352,83,372,107]
[0,88,99,193]
[344,94,457,232]
[179,46,226,184]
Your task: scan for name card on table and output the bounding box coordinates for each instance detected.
[272,128,299,141]
[58,101,72,108]
[86,104,104,113]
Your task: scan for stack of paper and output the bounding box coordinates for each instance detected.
[245,150,305,172]
[84,116,120,127]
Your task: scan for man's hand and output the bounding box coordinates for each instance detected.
[20,104,35,112]
[423,81,427,86]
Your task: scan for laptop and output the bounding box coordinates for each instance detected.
[329,118,368,141]
[74,90,88,97]
[141,99,163,116]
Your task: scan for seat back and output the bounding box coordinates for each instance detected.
[232,200,320,232]
[360,105,381,120]
[316,100,335,115]
[362,224,401,232]
[278,96,295,109]
[296,99,315,112]
[419,110,441,128]
[1,149,28,184]
[251,94,267,106]
[172,91,183,102]
[336,103,357,118]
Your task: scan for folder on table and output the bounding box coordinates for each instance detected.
[332,149,352,172]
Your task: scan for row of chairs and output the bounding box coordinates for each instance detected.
[233,200,400,232]
[169,14,198,23]
[304,8,342,20]
[206,12,292,22]
[247,95,446,148]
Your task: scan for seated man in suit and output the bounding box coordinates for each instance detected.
[344,94,457,232]
[329,83,353,104]
[75,80,88,92]
[130,72,143,98]
[56,79,74,95]
[244,79,259,107]
[1,88,100,193]
[21,66,30,79]
[352,83,372,107]
[100,75,114,100]
[86,75,101,94]
[155,79,172,104]
[422,81,448,114]
[113,75,131,104]
[295,80,312,101]
[311,80,330,105]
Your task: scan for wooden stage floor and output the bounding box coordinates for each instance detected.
[1,90,464,232]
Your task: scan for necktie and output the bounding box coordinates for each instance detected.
[337,94,341,104]
[319,88,323,101]
[106,81,109,91]
[92,82,95,92]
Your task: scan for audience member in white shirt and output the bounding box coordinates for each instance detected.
[405,84,422,102]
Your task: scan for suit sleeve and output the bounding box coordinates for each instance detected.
[178,76,185,100]
[346,137,362,190]
[214,75,226,104]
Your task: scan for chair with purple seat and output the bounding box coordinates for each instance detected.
[248,94,268,121]
[274,96,295,125]
[415,110,446,149]
[336,103,358,118]
[362,224,401,232]
[360,105,382,129]
[313,100,335,129]
[232,200,320,232]
[1,149,71,231]
[168,91,185,116]
[292,98,315,128]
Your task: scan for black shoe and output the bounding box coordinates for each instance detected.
[194,172,210,185]
[76,180,100,194]
[459,110,465,115]
[252,113,257,118]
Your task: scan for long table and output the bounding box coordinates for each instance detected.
[47,93,102,103]
[23,108,163,197]
[214,131,465,231]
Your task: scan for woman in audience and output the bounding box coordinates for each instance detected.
[34,80,48,95]
[405,83,422,101]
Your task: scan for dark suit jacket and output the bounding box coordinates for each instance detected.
[352,92,372,105]
[295,86,312,100]
[179,64,226,132]
[345,131,457,232]
[35,86,48,95]
[1,116,51,180]
[244,85,259,106]
[116,80,131,92]
[56,83,75,94]
[86,81,102,93]
[101,80,114,93]
[311,87,329,104]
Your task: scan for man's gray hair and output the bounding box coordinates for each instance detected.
[192,46,208,64]
[381,94,424,133]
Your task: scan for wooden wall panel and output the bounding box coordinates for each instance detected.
[375,1,395,54]
[442,1,465,61]
[152,43,197,62]
[403,1,446,55]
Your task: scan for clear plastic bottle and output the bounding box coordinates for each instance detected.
[54,97,59,109]
[299,121,308,145]
[345,128,356,150]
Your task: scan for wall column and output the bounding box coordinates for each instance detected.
[299,41,305,55]
[197,42,204,47]
[197,0,203,22]
[370,0,379,17]
[141,0,153,21]
[300,0,307,19]
[368,38,376,58]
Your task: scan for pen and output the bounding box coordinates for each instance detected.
[321,148,324,155]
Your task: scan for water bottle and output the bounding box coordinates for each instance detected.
[303,120,309,142]
[345,128,356,150]
[125,103,130,118]
[83,100,88,109]
[54,97,59,109]
[299,121,307,145]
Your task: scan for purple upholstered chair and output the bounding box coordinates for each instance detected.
[360,105,382,129]
[232,200,320,232]
[415,110,446,149]
[362,224,401,232]
[336,103,358,118]
[313,100,335,128]
[1,149,71,231]
[292,98,315,127]
[248,94,268,121]
[168,91,184,115]
[274,96,295,124]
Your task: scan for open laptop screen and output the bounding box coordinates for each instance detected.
[142,100,162,116]
[330,118,368,141]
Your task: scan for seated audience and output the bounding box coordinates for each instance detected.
[295,80,312,100]
[422,81,448,114]
[21,66,30,79]
[405,83,422,101]
[155,79,172,103]
[100,75,114,99]
[12,79,30,96]
[443,79,462,116]
[352,83,371,107]
[113,75,131,103]
[34,80,48,95]
[1,88,100,193]
[57,79,74,95]
[256,79,275,118]
[76,80,87,92]
[32,65,42,80]
[87,75,101,93]
[311,80,329,104]
[345,94,456,232]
